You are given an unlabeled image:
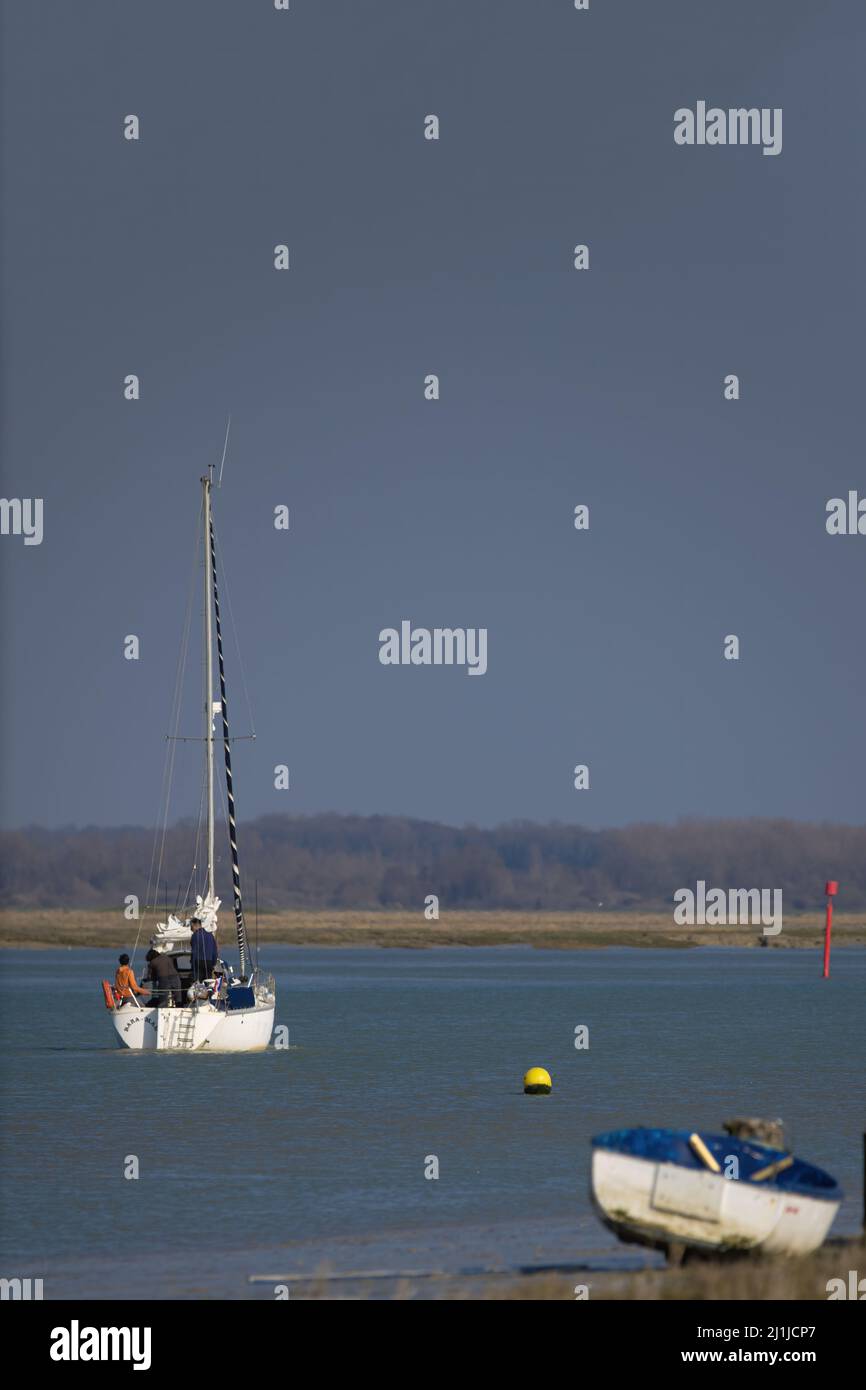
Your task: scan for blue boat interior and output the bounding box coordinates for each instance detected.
[226,985,256,1011]
[592,1127,841,1201]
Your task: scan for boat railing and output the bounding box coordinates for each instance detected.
[250,970,276,1006]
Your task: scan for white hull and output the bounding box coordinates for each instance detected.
[111,1001,274,1052]
[591,1150,839,1257]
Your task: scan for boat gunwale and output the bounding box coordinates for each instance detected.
[591,1127,843,1202]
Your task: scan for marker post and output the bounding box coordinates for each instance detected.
[823,880,838,979]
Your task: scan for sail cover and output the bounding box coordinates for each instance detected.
[150,893,221,951]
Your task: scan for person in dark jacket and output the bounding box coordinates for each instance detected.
[144,949,183,1007]
[190,917,218,982]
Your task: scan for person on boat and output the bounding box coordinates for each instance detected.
[115,954,148,1005]
[190,916,218,982]
[143,948,183,1007]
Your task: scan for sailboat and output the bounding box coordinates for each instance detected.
[103,466,276,1051]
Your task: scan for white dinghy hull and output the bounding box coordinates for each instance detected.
[592,1150,838,1257]
[591,1129,841,1259]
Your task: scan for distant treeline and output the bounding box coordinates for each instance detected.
[2,815,865,913]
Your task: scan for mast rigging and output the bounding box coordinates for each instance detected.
[205,472,251,979]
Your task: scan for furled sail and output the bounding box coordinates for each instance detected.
[207,491,251,979]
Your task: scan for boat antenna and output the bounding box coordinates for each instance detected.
[217,415,231,489]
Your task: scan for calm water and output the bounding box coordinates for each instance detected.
[0,946,863,1297]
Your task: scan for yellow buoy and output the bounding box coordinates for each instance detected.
[523,1066,552,1095]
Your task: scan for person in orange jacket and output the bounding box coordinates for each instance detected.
[115,953,147,1005]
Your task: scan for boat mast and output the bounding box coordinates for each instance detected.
[207,487,251,980]
[203,469,216,902]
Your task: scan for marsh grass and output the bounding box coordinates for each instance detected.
[463,1235,866,1301]
[2,908,863,951]
[284,1235,866,1300]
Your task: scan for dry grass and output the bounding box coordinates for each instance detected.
[256,1235,866,1300]
[458,1235,866,1301]
[1,907,864,951]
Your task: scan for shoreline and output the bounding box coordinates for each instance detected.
[12,1232,863,1301]
[1,908,864,951]
[431,1233,866,1301]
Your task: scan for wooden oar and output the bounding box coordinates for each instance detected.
[750,1154,794,1182]
[689,1132,722,1173]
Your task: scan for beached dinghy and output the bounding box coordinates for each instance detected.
[103,464,275,1052]
[591,1128,841,1258]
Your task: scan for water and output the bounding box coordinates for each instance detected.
[0,946,863,1297]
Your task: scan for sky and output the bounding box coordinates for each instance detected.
[1,0,864,832]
